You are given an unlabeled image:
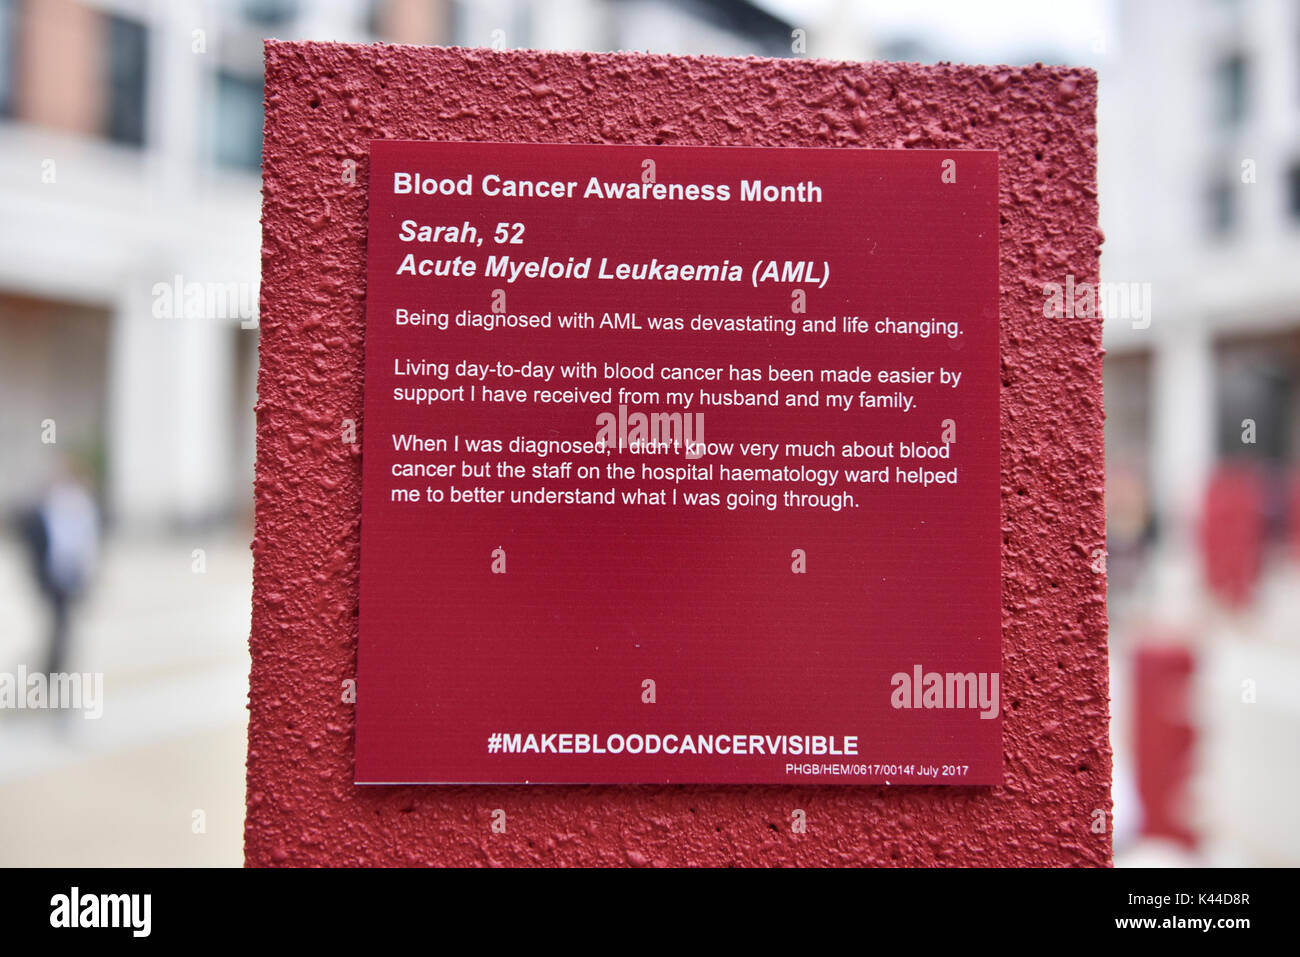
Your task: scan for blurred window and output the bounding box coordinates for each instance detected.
[242,0,299,26]
[364,0,382,38]
[213,70,263,172]
[1207,175,1235,235]
[0,0,14,118]
[105,14,148,146]
[1216,338,1296,464]
[444,0,533,49]
[1214,334,1300,554]
[447,0,465,45]
[1215,52,1247,126]
[1288,161,1300,220]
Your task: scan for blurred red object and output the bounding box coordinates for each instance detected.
[1199,465,1264,608]
[1134,644,1197,848]
[1289,471,1300,562]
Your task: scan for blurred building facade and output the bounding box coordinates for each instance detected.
[1099,0,1300,864]
[0,0,265,529]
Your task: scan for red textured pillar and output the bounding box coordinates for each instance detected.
[248,42,1110,867]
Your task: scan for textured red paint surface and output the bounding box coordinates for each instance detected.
[249,41,1109,866]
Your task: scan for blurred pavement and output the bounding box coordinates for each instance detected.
[0,530,251,866]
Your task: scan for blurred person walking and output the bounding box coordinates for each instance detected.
[18,463,100,677]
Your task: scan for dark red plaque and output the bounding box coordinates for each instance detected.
[357,141,1000,784]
